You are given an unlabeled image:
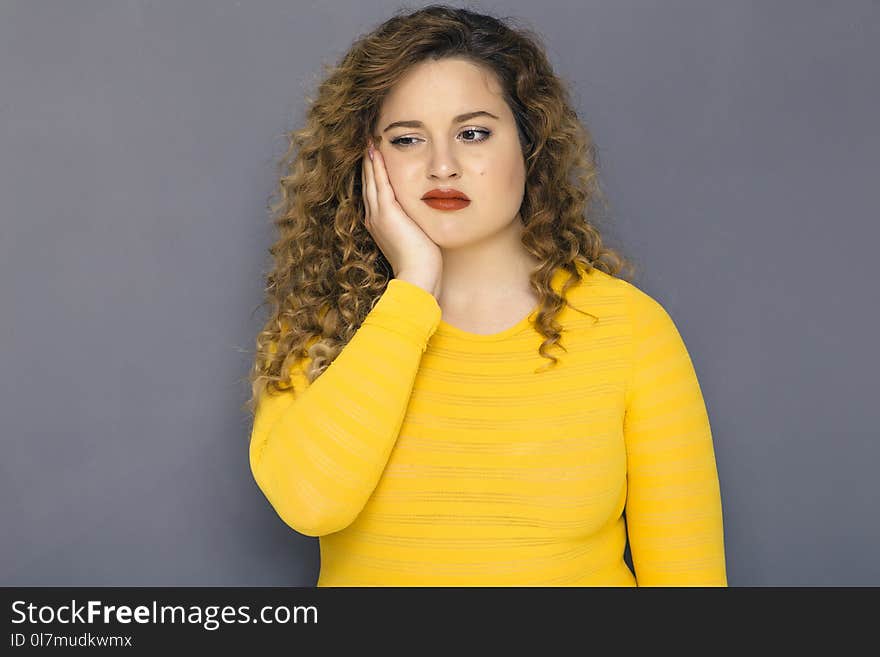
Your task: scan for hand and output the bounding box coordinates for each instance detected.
[361,139,442,296]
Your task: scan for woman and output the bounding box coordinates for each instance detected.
[245,4,727,586]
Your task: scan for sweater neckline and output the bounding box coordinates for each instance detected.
[433,265,574,342]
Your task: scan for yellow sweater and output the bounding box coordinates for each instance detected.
[249,264,727,586]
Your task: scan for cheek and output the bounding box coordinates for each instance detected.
[480,158,525,195]
[485,146,523,182]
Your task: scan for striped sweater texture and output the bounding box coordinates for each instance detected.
[249,264,727,586]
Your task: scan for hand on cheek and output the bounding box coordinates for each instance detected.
[372,139,397,194]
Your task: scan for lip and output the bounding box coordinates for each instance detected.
[423,197,471,211]
[421,188,470,201]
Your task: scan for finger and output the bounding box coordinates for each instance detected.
[360,157,370,224]
[371,147,395,207]
[363,148,378,222]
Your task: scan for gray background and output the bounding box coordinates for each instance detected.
[2,0,877,586]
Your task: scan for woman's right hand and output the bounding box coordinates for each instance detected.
[361,140,442,296]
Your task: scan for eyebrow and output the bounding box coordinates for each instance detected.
[382,110,500,133]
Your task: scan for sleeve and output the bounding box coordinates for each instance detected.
[249,278,441,537]
[622,282,728,586]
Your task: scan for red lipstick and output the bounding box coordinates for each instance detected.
[421,188,471,211]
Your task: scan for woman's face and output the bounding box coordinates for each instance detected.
[373,57,526,249]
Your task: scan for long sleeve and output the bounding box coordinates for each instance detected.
[249,278,441,537]
[622,282,728,586]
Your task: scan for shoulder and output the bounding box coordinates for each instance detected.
[563,261,651,308]
[569,264,676,332]
[618,278,672,324]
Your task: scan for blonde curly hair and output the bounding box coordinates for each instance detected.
[243,4,636,417]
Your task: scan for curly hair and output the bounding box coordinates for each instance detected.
[242,3,637,418]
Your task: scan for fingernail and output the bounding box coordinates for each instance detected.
[368,145,374,161]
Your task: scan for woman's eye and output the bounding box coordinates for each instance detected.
[390,128,491,147]
[389,136,419,147]
[460,128,491,142]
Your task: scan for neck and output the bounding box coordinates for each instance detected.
[435,215,541,311]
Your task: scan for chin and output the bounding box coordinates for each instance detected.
[426,225,493,251]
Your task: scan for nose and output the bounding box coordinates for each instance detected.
[427,141,460,180]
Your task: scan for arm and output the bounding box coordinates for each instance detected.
[622,281,728,586]
[249,278,441,537]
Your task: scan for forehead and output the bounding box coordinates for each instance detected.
[379,57,506,117]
